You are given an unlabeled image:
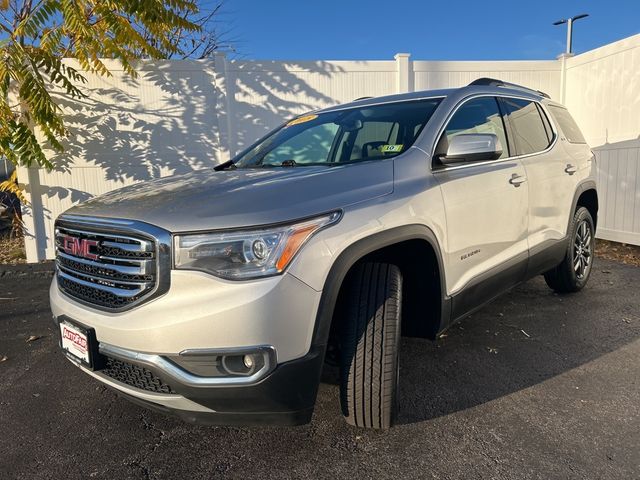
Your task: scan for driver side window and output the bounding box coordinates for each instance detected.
[347,121,400,161]
[435,96,509,161]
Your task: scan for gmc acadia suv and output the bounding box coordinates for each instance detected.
[51,78,598,429]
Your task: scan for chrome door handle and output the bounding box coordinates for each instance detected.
[565,164,577,175]
[509,173,527,187]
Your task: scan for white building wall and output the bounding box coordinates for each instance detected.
[17,34,640,261]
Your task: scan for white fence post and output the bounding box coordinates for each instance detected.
[17,165,43,262]
[212,52,233,163]
[557,52,572,104]
[394,53,413,93]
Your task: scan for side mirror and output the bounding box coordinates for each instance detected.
[440,133,503,165]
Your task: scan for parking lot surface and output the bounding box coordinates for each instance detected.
[1,259,639,479]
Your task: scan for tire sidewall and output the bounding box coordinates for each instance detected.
[391,297,402,426]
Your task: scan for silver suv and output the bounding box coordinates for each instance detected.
[51,78,598,429]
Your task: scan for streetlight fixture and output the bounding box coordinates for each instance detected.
[553,13,589,54]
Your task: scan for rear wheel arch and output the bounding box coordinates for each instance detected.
[576,187,598,230]
[569,181,598,232]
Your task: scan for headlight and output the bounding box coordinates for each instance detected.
[174,211,341,279]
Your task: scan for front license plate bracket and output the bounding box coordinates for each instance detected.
[58,316,103,370]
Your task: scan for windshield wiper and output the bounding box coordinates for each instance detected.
[248,160,330,168]
[249,160,297,168]
[213,160,237,171]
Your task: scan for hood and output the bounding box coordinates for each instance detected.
[65,161,393,232]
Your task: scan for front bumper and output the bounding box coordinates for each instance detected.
[64,344,325,426]
[50,270,322,363]
[51,269,325,425]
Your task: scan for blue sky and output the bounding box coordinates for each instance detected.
[224,0,640,60]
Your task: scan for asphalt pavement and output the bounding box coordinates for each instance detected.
[1,259,639,479]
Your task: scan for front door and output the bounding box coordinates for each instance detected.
[433,96,529,319]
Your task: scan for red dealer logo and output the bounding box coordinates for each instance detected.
[63,327,88,352]
[61,235,99,260]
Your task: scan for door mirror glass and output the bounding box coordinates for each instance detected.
[441,133,503,165]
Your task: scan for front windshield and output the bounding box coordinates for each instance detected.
[233,98,442,168]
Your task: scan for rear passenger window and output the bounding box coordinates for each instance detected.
[500,98,551,155]
[435,96,509,160]
[548,105,587,144]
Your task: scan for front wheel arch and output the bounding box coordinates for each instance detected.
[311,225,450,351]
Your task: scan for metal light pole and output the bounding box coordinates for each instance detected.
[553,14,589,54]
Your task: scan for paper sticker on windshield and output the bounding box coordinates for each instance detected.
[381,144,404,153]
[286,114,318,127]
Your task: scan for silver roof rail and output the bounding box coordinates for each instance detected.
[468,77,550,99]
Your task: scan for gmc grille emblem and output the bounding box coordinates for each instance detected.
[61,236,99,261]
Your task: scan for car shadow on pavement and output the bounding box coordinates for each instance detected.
[386,259,640,425]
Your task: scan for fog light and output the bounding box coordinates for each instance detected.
[243,354,254,369]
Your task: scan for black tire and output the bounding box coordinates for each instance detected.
[544,206,595,293]
[339,262,402,429]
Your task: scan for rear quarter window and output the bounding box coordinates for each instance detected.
[536,104,554,143]
[548,105,587,144]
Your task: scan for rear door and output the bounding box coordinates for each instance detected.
[433,96,529,318]
[499,98,577,264]
[547,104,594,182]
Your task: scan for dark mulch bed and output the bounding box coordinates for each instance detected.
[596,239,640,267]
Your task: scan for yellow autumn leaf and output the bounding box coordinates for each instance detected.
[0,170,28,205]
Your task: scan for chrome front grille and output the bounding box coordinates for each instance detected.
[54,217,169,311]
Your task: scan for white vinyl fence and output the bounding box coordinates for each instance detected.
[562,35,640,245]
[17,34,640,262]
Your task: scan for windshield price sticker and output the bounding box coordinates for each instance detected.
[381,144,403,153]
[286,114,318,127]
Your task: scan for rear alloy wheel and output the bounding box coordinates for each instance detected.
[544,206,595,293]
[573,219,593,280]
[339,262,402,429]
